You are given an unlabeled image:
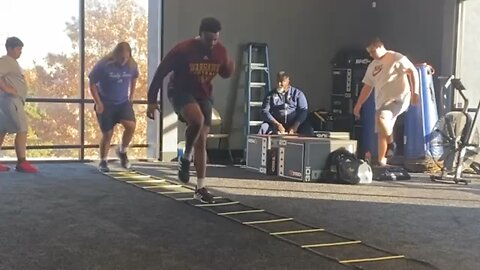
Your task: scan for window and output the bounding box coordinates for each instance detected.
[0,0,150,160]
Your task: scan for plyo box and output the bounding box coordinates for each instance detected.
[246,135,287,175]
[278,137,357,182]
[314,131,351,140]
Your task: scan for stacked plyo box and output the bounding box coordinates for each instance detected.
[246,135,286,175]
[278,137,357,182]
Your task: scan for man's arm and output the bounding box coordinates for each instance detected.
[404,60,420,104]
[0,79,17,95]
[146,48,179,119]
[218,44,235,79]
[88,62,105,112]
[129,78,137,102]
[355,84,374,109]
[290,91,308,132]
[353,84,374,119]
[147,49,178,104]
[89,81,104,113]
[219,56,235,79]
[261,92,282,127]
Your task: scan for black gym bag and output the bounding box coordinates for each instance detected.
[322,148,372,184]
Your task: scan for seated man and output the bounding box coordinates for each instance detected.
[259,71,314,136]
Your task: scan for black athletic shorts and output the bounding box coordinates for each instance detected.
[169,91,213,126]
[95,101,136,133]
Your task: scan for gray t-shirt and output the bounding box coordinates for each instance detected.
[0,55,28,101]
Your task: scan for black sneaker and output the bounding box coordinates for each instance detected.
[194,186,215,204]
[178,157,190,183]
[116,148,131,169]
[98,160,110,172]
[386,142,397,158]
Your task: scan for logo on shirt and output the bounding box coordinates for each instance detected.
[108,71,132,83]
[372,64,383,77]
[189,62,220,83]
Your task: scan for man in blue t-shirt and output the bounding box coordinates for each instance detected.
[259,71,314,136]
[89,42,139,172]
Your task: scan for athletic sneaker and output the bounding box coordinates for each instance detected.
[0,163,10,172]
[116,148,131,169]
[386,142,397,158]
[16,161,38,173]
[178,157,190,183]
[194,186,215,204]
[98,160,110,173]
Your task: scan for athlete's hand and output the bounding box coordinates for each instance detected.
[147,103,160,120]
[353,104,361,119]
[95,102,104,114]
[411,92,420,105]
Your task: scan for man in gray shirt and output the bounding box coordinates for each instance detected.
[0,37,38,173]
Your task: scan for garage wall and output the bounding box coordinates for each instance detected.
[161,0,458,150]
[374,0,457,78]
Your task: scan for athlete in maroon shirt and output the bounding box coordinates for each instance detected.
[147,17,234,203]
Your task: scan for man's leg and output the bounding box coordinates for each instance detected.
[100,131,114,160]
[376,111,394,165]
[296,121,315,136]
[178,102,205,183]
[117,120,136,169]
[96,103,116,172]
[14,132,27,163]
[0,133,5,147]
[119,120,136,150]
[116,102,137,169]
[193,125,209,186]
[99,130,114,172]
[12,100,37,173]
[0,133,9,172]
[192,99,215,203]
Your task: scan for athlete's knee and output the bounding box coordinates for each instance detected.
[121,120,136,131]
[102,130,114,140]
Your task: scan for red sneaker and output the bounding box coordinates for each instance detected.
[0,163,10,172]
[16,161,38,173]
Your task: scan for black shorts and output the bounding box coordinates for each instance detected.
[169,92,213,126]
[96,101,135,133]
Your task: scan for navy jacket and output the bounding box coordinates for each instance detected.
[261,86,308,126]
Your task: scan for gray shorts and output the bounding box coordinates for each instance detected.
[376,97,410,134]
[0,97,28,134]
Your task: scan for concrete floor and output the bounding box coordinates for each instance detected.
[1,161,479,270]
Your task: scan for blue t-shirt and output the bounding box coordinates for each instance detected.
[88,59,139,104]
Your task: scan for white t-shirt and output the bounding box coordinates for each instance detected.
[362,51,414,109]
[0,55,28,101]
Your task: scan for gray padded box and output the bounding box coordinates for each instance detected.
[246,135,282,175]
[278,137,357,182]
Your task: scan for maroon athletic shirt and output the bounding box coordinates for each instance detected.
[147,38,232,103]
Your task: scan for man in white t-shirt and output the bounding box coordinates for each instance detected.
[353,38,419,166]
